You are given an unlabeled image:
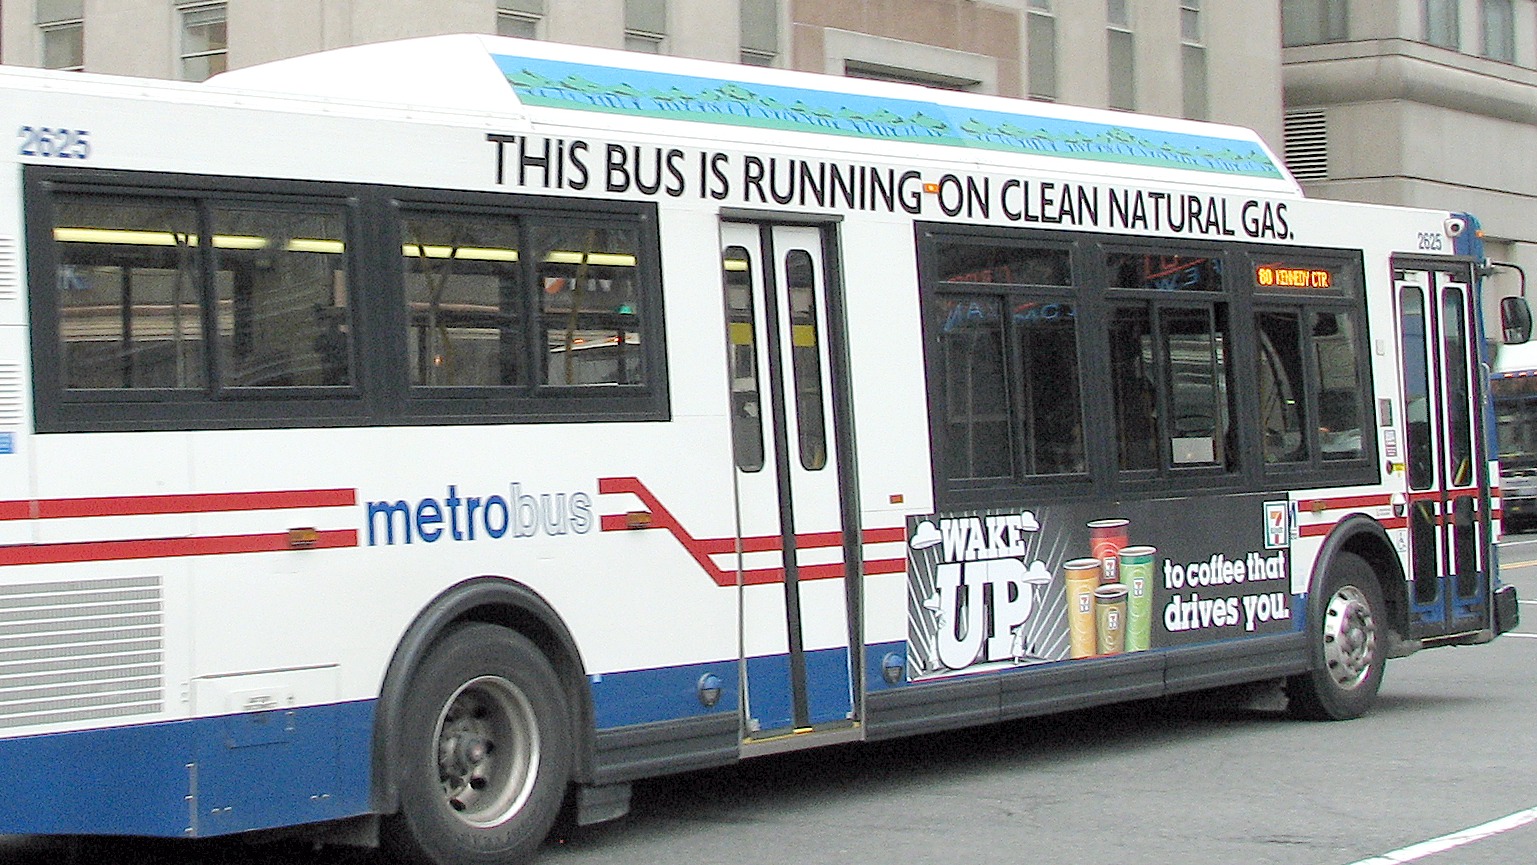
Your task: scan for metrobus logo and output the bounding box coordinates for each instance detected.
[364,483,594,546]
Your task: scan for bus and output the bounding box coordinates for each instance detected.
[1493,369,1537,531]
[0,33,1526,865]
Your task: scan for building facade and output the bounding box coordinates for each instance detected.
[3,1,1535,338]
[1281,0,1537,352]
[0,1,1284,147]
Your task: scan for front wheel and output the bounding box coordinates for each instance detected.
[383,623,573,865]
[1286,552,1386,721]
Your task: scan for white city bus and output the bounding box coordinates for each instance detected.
[0,34,1524,865]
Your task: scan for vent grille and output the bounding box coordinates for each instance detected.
[1284,110,1328,182]
[0,236,16,301]
[0,363,22,425]
[0,576,164,729]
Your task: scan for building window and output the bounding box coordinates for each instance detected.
[36,0,85,71]
[625,0,666,53]
[1282,0,1348,46]
[843,61,980,91]
[1027,1,1057,101]
[1181,1,1206,120]
[40,20,84,70]
[1482,0,1515,62]
[1423,0,1460,49]
[178,2,227,81]
[1107,0,1135,111]
[496,0,544,39]
[740,0,778,66]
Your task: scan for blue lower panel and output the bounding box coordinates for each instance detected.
[589,647,850,733]
[0,700,374,838]
[589,659,740,730]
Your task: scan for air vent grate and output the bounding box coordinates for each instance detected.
[0,576,164,729]
[1284,110,1328,182]
[0,237,17,301]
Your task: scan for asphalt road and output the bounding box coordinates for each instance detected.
[6,538,1537,865]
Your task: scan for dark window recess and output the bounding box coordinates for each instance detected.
[721,245,765,472]
[1312,310,1366,462]
[926,236,1088,487]
[1106,250,1223,292]
[937,242,1072,287]
[922,227,1373,506]
[935,295,1013,480]
[1109,302,1235,474]
[1255,310,1308,464]
[532,224,645,388]
[1014,297,1085,475]
[54,196,352,392]
[784,249,827,471]
[401,210,524,388]
[1400,285,1434,492]
[27,166,668,431]
[1110,305,1158,471]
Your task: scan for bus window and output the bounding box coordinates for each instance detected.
[211,205,350,388]
[1110,305,1158,471]
[54,196,352,391]
[934,295,1013,480]
[721,245,764,472]
[1439,288,1473,481]
[534,225,644,388]
[1015,298,1085,475]
[1400,285,1434,491]
[1106,250,1223,292]
[784,249,827,471]
[401,211,523,388]
[55,197,205,389]
[1313,311,1367,461]
[1163,306,1232,466]
[938,242,1071,287]
[1255,310,1308,463]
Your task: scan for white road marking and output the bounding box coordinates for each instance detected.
[1343,806,1537,864]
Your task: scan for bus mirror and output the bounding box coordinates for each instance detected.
[1502,296,1533,345]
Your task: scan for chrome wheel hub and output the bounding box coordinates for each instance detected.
[434,675,540,828]
[1322,585,1376,691]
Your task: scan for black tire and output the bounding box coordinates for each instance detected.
[383,623,573,865]
[1286,552,1386,721]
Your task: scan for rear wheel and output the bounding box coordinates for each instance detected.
[1286,552,1386,721]
[384,623,572,865]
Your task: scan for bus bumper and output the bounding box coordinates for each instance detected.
[1495,584,1521,636]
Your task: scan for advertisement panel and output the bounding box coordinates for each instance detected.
[905,495,1294,680]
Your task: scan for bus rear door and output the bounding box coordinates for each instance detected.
[1396,261,1493,637]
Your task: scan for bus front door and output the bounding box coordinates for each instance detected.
[719,221,858,743]
[1396,262,1492,638]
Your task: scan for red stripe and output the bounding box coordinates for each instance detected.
[1297,493,1392,512]
[598,476,905,587]
[0,489,357,521]
[0,529,358,567]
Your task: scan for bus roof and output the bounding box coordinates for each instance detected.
[209,34,1302,197]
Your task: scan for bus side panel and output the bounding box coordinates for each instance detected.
[0,700,372,837]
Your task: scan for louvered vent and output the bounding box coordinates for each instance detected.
[0,576,164,729]
[0,237,17,300]
[1284,110,1328,181]
[0,363,22,426]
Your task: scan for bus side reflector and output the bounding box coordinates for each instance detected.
[625,511,653,529]
[287,527,319,548]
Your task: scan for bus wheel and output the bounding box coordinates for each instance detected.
[1286,553,1385,721]
[384,623,572,865]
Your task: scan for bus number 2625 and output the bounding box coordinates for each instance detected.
[17,126,91,160]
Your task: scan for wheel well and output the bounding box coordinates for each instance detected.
[371,577,595,816]
[1323,519,1408,641]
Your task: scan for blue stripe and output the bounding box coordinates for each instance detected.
[0,701,373,837]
